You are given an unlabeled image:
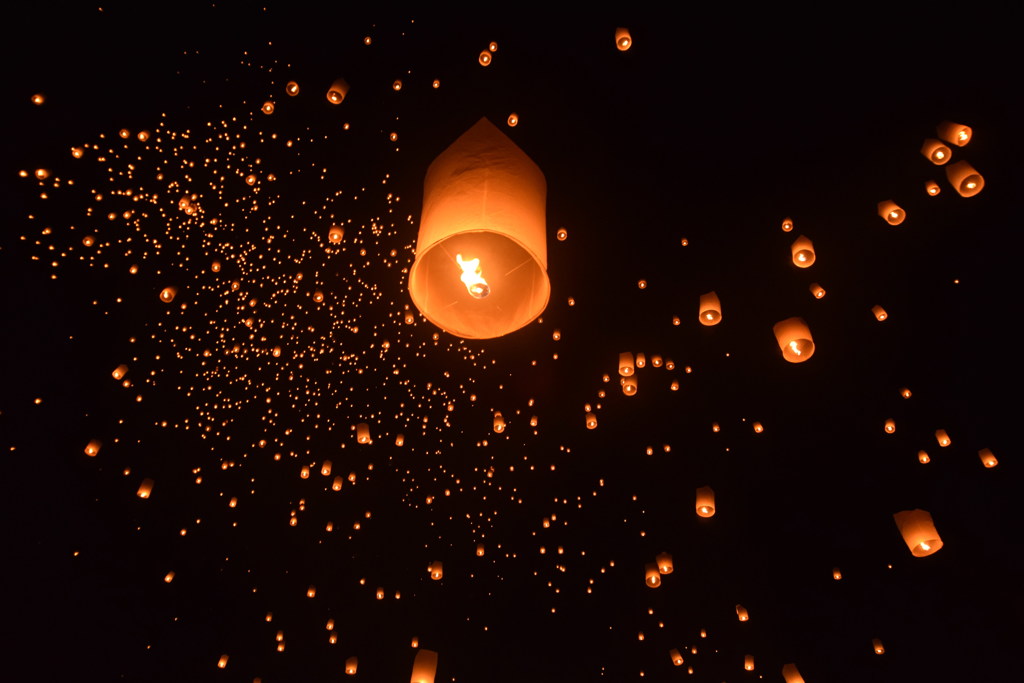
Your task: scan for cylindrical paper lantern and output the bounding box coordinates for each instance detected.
[409,118,550,339]
[872,305,888,321]
[925,180,941,196]
[621,376,637,396]
[936,120,971,146]
[945,160,984,197]
[872,638,885,654]
[85,440,101,457]
[920,138,951,164]
[698,291,722,326]
[735,604,749,621]
[345,656,358,674]
[978,448,998,468]
[696,486,715,517]
[782,663,806,683]
[326,79,349,104]
[884,419,896,433]
[635,352,646,369]
[935,429,951,447]
[428,561,443,580]
[656,552,673,574]
[669,648,684,666]
[619,352,635,377]
[773,317,815,362]
[645,562,661,588]
[809,283,825,299]
[615,27,632,51]
[893,508,943,556]
[744,655,755,671]
[781,217,794,232]
[356,423,371,444]
[112,364,129,380]
[410,649,439,683]
[877,200,905,226]
[918,450,930,464]
[493,412,506,433]
[791,236,815,267]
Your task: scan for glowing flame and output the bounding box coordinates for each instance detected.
[456,254,490,298]
[789,340,803,356]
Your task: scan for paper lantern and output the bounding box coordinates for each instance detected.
[478,50,492,66]
[112,364,129,380]
[752,421,764,433]
[410,649,439,683]
[744,655,755,671]
[884,419,896,434]
[345,656,358,674]
[493,412,506,433]
[735,604,749,621]
[935,429,951,447]
[395,434,405,447]
[773,317,815,363]
[621,376,637,396]
[877,200,905,226]
[645,562,661,588]
[325,79,349,104]
[936,120,971,146]
[615,27,632,51]
[782,663,806,683]
[160,287,177,303]
[476,543,485,556]
[893,508,943,557]
[833,567,842,580]
[873,305,888,321]
[920,138,951,164]
[321,460,332,476]
[285,81,299,96]
[918,450,930,464]
[669,648,684,666]
[809,282,825,299]
[978,448,998,468]
[84,440,101,457]
[900,387,912,398]
[635,352,646,369]
[618,352,635,377]
[696,486,715,518]
[698,291,722,326]
[781,217,794,232]
[329,226,345,243]
[217,654,229,669]
[791,236,815,267]
[408,118,550,339]
[650,354,663,367]
[356,423,371,444]
[656,552,674,574]
[428,561,443,580]
[585,412,598,430]
[137,478,154,499]
[946,160,984,197]
[925,180,941,196]
[261,101,274,115]
[872,638,885,654]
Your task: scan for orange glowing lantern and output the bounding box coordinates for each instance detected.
[476,543,485,556]
[782,663,806,683]
[645,563,661,588]
[925,180,941,196]
[833,567,842,580]
[872,638,885,654]
[478,50,492,66]
[920,138,951,164]
[935,429,951,447]
[978,448,998,468]
[585,412,598,430]
[809,283,825,299]
[791,236,815,267]
[670,648,684,666]
[408,118,549,339]
[329,226,345,243]
[635,352,646,369]
[936,120,971,146]
[345,656,358,674]
[656,552,673,574]
[615,27,632,51]
[872,305,888,321]
[884,419,896,434]
[752,422,764,433]
[493,411,506,433]
[326,79,349,104]
[85,440,101,457]
[773,317,815,363]
[621,376,638,396]
[395,434,405,447]
[356,423,371,444]
[159,287,177,303]
[411,649,439,683]
[619,352,635,377]
[735,604,749,621]
[781,217,794,232]
[261,101,274,115]
[217,654,229,669]
[507,112,518,127]
[893,508,943,557]
[698,291,722,326]
[696,486,715,518]
[946,160,984,197]
[918,450,930,464]
[877,200,905,226]
[286,81,299,96]
[137,478,154,499]
[744,655,755,671]
[428,561,443,580]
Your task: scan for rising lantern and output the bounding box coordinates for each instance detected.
[326,79,349,104]
[695,486,715,517]
[925,180,941,195]
[920,138,952,164]
[791,236,815,267]
[408,118,550,339]
[669,648,684,666]
[656,552,674,574]
[978,448,998,468]
[615,27,632,51]
[619,352,635,376]
[877,200,905,226]
[410,649,439,683]
[782,663,806,683]
[645,563,661,587]
[698,291,722,326]
[945,160,984,197]
[809,282,825,299]
[936,120,972,146]
[872,305,888,321]
[735,604,749,621]
[893,508,943,556]
[773,317,815,363]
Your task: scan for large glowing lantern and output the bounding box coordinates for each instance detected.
[410,649,439,683]
[695,486,715,517]
[791,236,815,267]
[773,317,815,363]
[645,562,661,587]
[893,508,943,557]
[920,138,951,164]
[656,552,674,574]
[782,663,806,683]
[877,200,905,226]
[945,160,984,197]
[698,291,722,326]
[409,118,550,339]
[979,448,998,468]
[936,120,971,146]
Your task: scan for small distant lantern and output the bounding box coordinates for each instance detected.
[137,478,154,499]
[735,604,749,621]
[669,648,684,666]
[936,120,971,146]
[872,638,885,654]
[791,235,815,267]
[696,486,715,518]
[872,305,888,321]
[645,563,661,588]
[321,460,332,476]
[656,552,673,574]
[376,587,384,600]
[411,649,439,683]
[619,352,635,376]
[286,81,300,96]
[978,448,998,468]
[635,352,646,368]
[395,433,405,447]
[698,291,722,326]
[164,571,175,583]
[261,101,275,115]
[356,423,372,443]
[345,656,358,674]
[782,663,806,683]
[918,450,931,464]
[744,655,755,671]
[945,160,984,197]
[900,387,912,398]
[428,561,443,580]
[925,180,941,196]
[615,27,632,51]
[833,567,842,580]
[84,440,101,457]
[621,375,638,396]
[650,354,663,367]
[507,112,518,127]
[307,585,316,598]
[921,138,952,165]
[893,508,943,557]
[781,217,794,232]
[408,118,549,339]
[493,412,506,433]
[884,419,896,434]
[326,79,349,104]
[935,429,951,447]
[752,421,764,433]
[160,287,177,303]
[809,282,826,299]
[585,412,598,430]
[877,200,905,226]
[773,317,815,363]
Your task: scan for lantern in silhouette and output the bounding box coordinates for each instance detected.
[773,317,814,362]
[920,138,951,164]
[411,649,438,683]
[946,161,984,197]
[979,448,998,468]
[893,509,943,557]
[936,120,971,146]
[408,118,550,339]
[645,563,661,587]
[696,486,715,517]
[877,200,905,225]
[615,28,632,50]
[782,663,806,683]
[791,236,815,267]
[698,291,722,326]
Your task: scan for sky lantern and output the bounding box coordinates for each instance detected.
[328,226,345,243]
[395,433,405,447]
[356,423,371,444]
[978,448,998,468]
[695,486,715,517]
[326,79,349,104]
[877,200,905,225]
[84,440,101,457]
[476,543,485,556]
[782,663,806,683]
[872,305,888,321]
[217,655,229,669]
[137,478,154,499]
[411,649,439,683]
[833,567,842,580]
[408,118,550,339]
[945,160,984,197]
[656,552,673,574]
[791,236,815,267]
[669,648,684,666]
[493,411,506,433]
[809,283,825,299]
[159,287,177,303]
[621,376,637,396]
[635,352,646,368]
[615,27,632,51]
[698,291,722,326]
[645,563,661,587]
[429,561,443,580]
[585,412,597,429]
[285,81,299,96]
[619,352,635,376]
[781,217,794,232]
[261,101,274,115]
[918,450,931,464]
[345,656,358,674]
[735,604,749,621]
[920,138,951,164]
[884,419,896,433]
[935,429,951,447]
[744,654,755,671]
[478,50,492,66]
[773,317,815,362]
[925,180,941,196]
[872,638,885,654]
[894,509,943,557]
[507,112,518,127]
[936,120,972,146]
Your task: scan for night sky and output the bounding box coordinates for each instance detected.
[3,6,1021,682]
